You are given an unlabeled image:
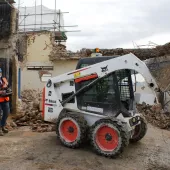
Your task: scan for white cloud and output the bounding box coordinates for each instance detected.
[14,0,170,51]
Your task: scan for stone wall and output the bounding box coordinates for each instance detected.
[0,3,19,114]
[21,60,77,90]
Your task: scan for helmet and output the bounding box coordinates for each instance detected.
[94,48,100,53]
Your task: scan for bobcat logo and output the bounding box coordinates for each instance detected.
[48,91,52,96]
[101,65,108,72]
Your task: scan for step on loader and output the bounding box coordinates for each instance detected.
[42,52,161,158]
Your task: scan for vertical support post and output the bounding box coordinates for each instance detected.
[54,0,56,32]
[35,0,37,30]
[18,0,20,26]
[18,68,21,99]
[18,0,20,10]
[12,56,18,115]
[41,0,42,30]
[59,9,61,32]
[5,49,9,81]
[17,0,20,46]
[6,57,9,81]
[58,9,61,44]
[24,6,26,32]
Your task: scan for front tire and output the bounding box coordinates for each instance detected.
[56,112,87,148]
[130,116,147,143]
[90,118,129,158]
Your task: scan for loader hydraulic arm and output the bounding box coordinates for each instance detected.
[51,53,161,105]
[61,77,100,106]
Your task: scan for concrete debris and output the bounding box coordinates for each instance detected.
[151,65,170,91]
[12,89,56,133]
[49,43,69,60]
[83,42,170,60]
[49,44,91,61]
[137,103,170,129]
[48,42,170,61]
[5,116,18,131]
[8,90,170,132]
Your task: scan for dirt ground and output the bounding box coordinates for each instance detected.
[0,125,170,170]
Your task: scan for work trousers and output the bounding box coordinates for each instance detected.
[0,102,10,127]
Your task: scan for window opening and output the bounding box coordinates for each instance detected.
[27,66,54,70]
[41,73,52,82]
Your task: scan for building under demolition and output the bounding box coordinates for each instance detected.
[0,0,18,113]
[1,0,170,115]
[0,0,70,113]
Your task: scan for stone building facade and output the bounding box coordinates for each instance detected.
[0,0,19,113]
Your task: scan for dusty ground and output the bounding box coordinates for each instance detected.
[0,125,170,170]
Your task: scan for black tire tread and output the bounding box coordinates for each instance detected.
[56,112,88,148]
[130,116,147,143]
[90,118,130,158]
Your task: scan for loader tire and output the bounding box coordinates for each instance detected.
[56,112,88,148]
[90,118,130,158]
[130,116,147,143]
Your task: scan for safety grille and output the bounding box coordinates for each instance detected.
[115,70,131,101]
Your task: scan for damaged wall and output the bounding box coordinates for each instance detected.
[0,2,19,114]
[80,42,170,60]
[27,31,52,62]
[20,30,170,100]
[47,41,170,61]
[20,31,77,90]
[21,60,77,90]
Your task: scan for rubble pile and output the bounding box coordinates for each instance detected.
[5,117,18,131]
[137,103,170,129]
[48,41,170,61]
[80,42,170,60]
[73,49,91,59]
[8,91,170,131]
[151,65,170,91]
[49,43,90,61]
[12,90,56,132]
[49,43,69,60]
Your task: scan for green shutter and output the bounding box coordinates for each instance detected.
[61,32,67,40]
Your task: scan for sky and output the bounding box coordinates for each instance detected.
[14,0,170,51]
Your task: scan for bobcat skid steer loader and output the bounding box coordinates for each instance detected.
[42,53,161,158]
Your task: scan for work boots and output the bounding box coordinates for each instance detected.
[2,127,8,133]
[0,128,4,136]
[0,127,9,136]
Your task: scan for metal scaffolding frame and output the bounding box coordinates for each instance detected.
[17,0,81,37]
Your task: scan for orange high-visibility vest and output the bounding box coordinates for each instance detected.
[0,77,9,102]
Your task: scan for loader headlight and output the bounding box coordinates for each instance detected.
[129,116,140,126]
[132,117,136,123]
[46,79,52,88]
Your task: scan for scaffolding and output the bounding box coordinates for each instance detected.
[17,0,80,42]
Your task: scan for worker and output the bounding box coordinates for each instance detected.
[91,48,102,57]
[0,68,10,136]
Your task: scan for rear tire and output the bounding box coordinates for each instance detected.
[90,118,130,158]
[56,112,87,148]
[130,116,147,143]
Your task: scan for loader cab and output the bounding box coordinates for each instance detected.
[75,56,135,116]
[76,56,117,69]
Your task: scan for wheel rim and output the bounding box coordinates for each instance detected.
[95,125,119,151]
[60,119,78,142]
